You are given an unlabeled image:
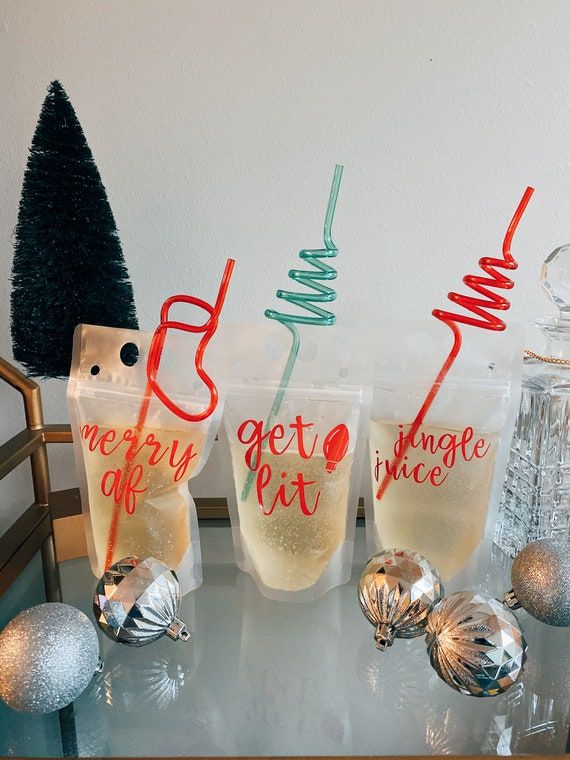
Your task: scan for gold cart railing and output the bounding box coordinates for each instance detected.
[0,356,70,599]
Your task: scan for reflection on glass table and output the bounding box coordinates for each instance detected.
[0,522,568,757]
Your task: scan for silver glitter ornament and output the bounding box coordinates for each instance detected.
[358,548,443,650]
[426,591,527,697]
[504,537,570,627]
[0,603,101,714]
[94,556,190,646]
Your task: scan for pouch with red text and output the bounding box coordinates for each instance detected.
[366,319,523,581]
[67,324,224,594]
[221,322,373,602]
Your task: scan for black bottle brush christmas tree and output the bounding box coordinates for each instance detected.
[10,80,138,378]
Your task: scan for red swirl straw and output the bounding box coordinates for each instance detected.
[147,259,235,422]
[104,258,235,570]
[375,187,534,503]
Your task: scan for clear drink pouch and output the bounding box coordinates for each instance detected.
[221,323,373,602]
[366,319,523,581]
[67,324,225,594]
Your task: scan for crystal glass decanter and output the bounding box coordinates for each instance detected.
[495,245,570,556]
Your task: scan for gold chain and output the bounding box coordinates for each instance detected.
[524,349,570,366]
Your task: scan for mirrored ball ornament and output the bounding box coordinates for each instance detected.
[0,603,101,713]
[504,537,570,627]
[94,556,190,646]
[426,591,527,697]
[358,548,444,651]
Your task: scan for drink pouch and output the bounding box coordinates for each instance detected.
[67,324,225,594]
[221,323,373,601]
[366,319,523,581]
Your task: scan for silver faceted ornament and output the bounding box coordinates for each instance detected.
[0,603,101,713]
[504,537,570,627]
[94,556,190,646]
[426,591,527,697]
[358,548,444,650]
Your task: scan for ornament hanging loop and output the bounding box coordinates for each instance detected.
[374,623,394,651]
[166,617,191,642]
[503,589,521,611]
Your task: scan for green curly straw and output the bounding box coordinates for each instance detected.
[241,165,343,501]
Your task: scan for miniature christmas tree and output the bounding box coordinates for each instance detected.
[10,80,138,378]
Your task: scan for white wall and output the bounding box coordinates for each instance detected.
[1,0,570,532]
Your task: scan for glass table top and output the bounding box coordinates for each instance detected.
[0,522,568,757]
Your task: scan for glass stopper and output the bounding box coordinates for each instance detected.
[541,244,570,320]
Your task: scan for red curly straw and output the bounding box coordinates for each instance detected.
[375,188,534,502]
[104,259,235,570]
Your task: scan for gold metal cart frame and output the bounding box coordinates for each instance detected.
[0,356,67,600]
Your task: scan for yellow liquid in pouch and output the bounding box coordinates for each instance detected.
[231,447,354,591]
[82,425,203,573]
[369,419,498,579]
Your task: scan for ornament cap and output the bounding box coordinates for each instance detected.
[503,588,521,610]
[166,617,190,642]
[374,623,394,651]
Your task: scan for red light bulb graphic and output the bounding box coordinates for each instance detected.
[323,424,350,473]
